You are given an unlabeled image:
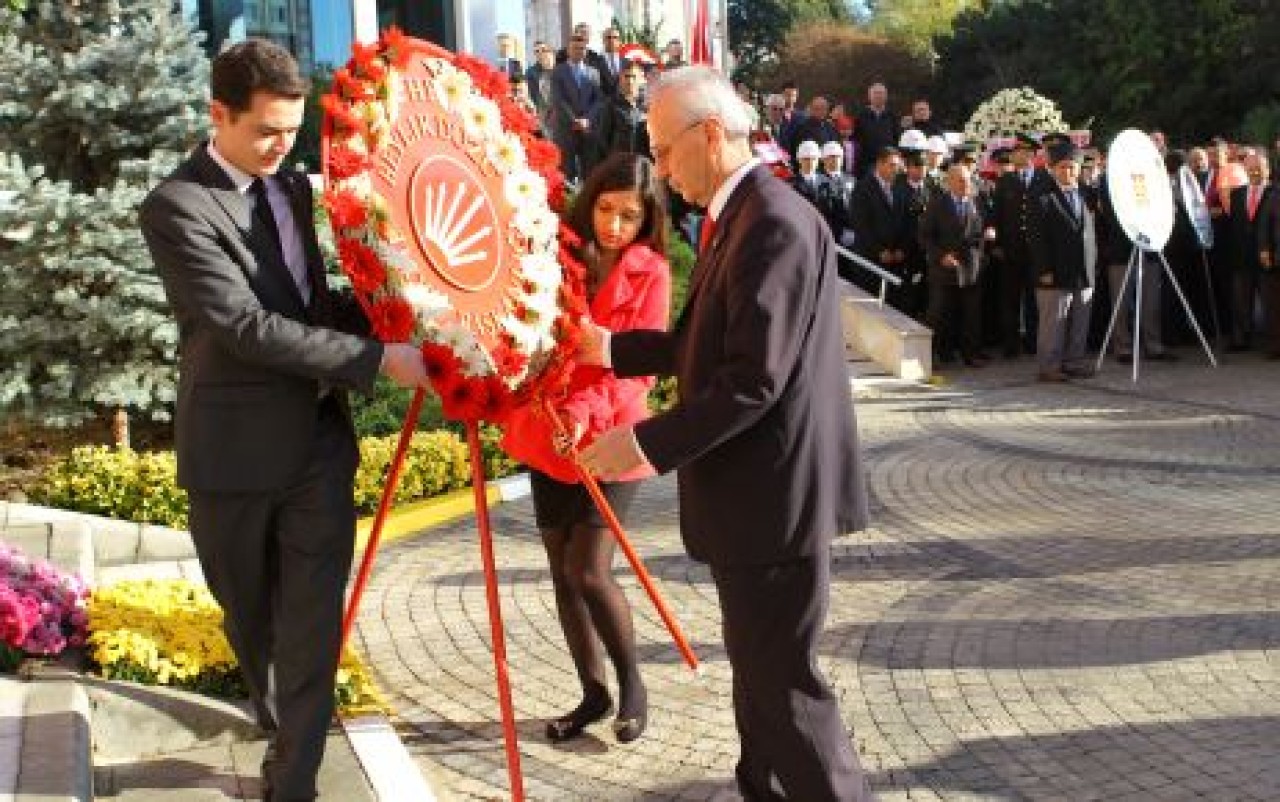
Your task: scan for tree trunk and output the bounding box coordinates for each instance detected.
[111,407,130,449]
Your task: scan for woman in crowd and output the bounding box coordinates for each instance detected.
[502,152,671,743]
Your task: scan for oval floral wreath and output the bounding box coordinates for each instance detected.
[321,29,587,423]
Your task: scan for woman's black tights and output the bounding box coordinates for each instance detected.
[542,523,646,731]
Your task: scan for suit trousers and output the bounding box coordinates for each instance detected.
[187,400,359,801]
[711,556,874,802]
[1231,269,1262,347]
[1107,257,1166,355]
[926,272,982,359]
[1036,286,1094,371]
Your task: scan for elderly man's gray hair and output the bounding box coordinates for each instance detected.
[648,66,754,141]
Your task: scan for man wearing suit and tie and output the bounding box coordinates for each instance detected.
[849,146,906,290]
[139,40,427,801]
[597,26,630,98]
[919,164,990,366]
[1226,153,1273,351]
[577,66,874,802]
[1029,141,1100,382]
[551,34,603,182]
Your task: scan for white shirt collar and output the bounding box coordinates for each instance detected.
[207,141,257,193]
[707,157,760,223]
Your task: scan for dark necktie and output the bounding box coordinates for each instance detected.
[249,178,309,301]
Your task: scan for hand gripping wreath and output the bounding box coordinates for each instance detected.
[321,29,587,422]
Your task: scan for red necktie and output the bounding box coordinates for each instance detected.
[699,215,717,254]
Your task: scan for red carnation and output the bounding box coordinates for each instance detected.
[439,375,489,422]
[321,94,364,136]
[498,98,538,136]
[420,342,462,385]
[324,189,368,230]
[367,297,416,343]
[350,43,386,82]
[379,27,415,68]
[332,68,374,102]
[326,145,371,181]
[525,138,561,172]
[336,239,386,294]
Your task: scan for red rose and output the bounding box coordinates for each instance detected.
[336,239,386,294]
[326,145,371,181]
[324,189,368,230]
[367,297,416,343]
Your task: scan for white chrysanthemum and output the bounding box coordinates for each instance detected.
[504,168,548,209]
[460,95,502,143]
[402,284,452,323]
[964,87,1067,143]
[513,206,559,245]
[434,67,473,112]
[499,312,544,352]
[519,285,561,322]
[486,131,527,174]
[518,252,562,290]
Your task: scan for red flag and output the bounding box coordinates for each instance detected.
[689,0,712,66]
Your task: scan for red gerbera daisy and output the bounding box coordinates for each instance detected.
[336,239,386,294]
[324,189,368,230]
[321,94,364,136]
[367,297,416,343]
[439,375,488,422]
[326,145,371,181]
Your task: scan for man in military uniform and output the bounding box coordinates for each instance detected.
[894,150,931,317]
[991,134,1054,356]
[818,141,856,248]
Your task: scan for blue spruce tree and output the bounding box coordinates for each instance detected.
[0,0,209,428]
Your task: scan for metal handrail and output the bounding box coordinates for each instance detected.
[834,244,902,305]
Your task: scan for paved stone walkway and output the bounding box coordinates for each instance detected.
[352,351,1280,802]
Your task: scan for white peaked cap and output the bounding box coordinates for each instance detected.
[821,141,844,158]
[927,135,950,155]
[898,129,928,150]
[796,140,821,159]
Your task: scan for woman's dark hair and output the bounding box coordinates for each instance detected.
[569,152,669,276]
[211,39,310,115]
[1165,149,1187,174]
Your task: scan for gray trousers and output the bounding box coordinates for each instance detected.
[1036,286,1094,371]
[1107,255,1165,355]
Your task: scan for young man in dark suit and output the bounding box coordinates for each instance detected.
[1029,141,1100,382]
[849,146,906,290]
[550,34,604,182]
[140,40,427,801]
[577,66,874,802]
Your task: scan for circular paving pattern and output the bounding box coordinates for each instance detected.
[355,357,1280,801]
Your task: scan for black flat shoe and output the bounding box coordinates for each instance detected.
[613,709,648,743]
[545,694,614,742]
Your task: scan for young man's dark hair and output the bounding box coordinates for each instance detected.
[211,39,310,114]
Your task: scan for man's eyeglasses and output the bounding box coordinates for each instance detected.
[651,118,706,164]
[604,34,620,40]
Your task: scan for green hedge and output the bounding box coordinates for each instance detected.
[31,426,519,528]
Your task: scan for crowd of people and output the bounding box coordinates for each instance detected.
[506,24,1280,377]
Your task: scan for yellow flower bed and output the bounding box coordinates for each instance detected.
[88,579,385,714]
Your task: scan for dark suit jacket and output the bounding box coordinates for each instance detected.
[919,192,985,287]
[1228,184,1274,273]
[853,106,900,175]
[594,51,628,97]
[1029,183,1099,291]
[549,60,603,142]
[1259,188,1280,265]
[850,173,904,264]
[140,144,382,492]
[594,94,650,158]
[611,165,868,567]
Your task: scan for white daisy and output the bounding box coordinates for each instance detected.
[460,95,502,143]
[486,131,527,174]
[434,67,473,112]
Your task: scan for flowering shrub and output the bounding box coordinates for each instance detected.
[964,87,1069,143]
[0,542,89,671]
[34,431,521,525]
[88,579,385,712]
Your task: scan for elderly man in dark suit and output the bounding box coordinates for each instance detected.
[139,40,427,802]
[1226,152,1274,350]
[551,34,603,182]
[577,65,874,802]
[919,164,991,366]
[1029,141,1100,382]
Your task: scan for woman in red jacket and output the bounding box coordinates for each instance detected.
[503,152,671,743]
